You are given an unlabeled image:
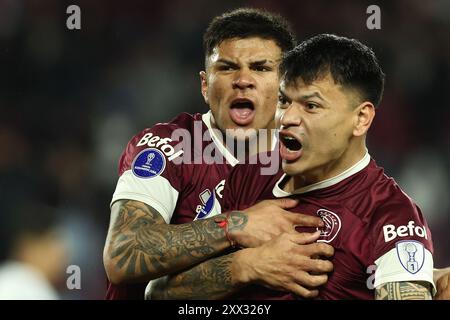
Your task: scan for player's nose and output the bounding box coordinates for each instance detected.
[280,104,301,128]
[232,68,255,89]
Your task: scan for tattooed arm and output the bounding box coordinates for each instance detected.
[147,232,334,300]
[104,198,323,285]
[375,281,432,300]
[148,253,238,300]
[103,200,247,284]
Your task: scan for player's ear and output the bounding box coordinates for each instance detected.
[199,71,209,104]
[353,101,375,137]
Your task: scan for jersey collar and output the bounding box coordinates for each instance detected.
[202,111,278,167]
[202,111,239,166]
[273,151,371,197]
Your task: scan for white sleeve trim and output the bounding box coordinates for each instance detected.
[374,245,436,295]
[110,170,179,224]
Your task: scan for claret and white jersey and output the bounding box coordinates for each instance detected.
[107,111,239,299]
[111,111,237,224]
[222,152,435,300]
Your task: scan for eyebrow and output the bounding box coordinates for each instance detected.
[215,59,239,68]
[215,58,276,66]
[250,59,275,65]
[279,89,326,103]
[299,92,325,101]
[278,89,291,102]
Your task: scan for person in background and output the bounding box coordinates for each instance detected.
[0,203,68,300]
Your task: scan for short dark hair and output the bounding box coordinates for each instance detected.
[203,8,296,61]
[280,34,385,107]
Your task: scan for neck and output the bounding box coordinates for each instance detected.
[286,144,367,193]
[222,132,274,160]
[209,117,275,160]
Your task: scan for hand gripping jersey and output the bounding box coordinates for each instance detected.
[106,112,238,299]
[222,152,435,299]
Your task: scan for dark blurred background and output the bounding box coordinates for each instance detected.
[0,0,448,299]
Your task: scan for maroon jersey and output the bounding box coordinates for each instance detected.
[107,112,237,299]
[223,152,435,300]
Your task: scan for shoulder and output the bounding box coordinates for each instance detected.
[370,170,422,221]
[111,114,203,220]
[130,112,203,145]
[361,164,435,291]
[118,113,202,172]
[349,159,420,222]
[343,159,429,241]
[362,162,432,249]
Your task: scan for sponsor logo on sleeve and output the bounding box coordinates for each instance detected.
[395,240,425,274]
[382,220,428,242]
[136,133,184,161]
[316,209,341,243]
[132,148,166,178]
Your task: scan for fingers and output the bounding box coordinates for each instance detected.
[269,198,299,209]
[434,267,450,284]
[306,258,334,273]
[295,271,328,288]
[288,230,321,245]
[442,279,450,298]
[288,212,324,228]
[283,232,335,260]
[300,241,335,258]
[286,284,319,299]
[288,272,326,298]
[287,238,334,273]
[287,249,333,273]
[436,274,450,300]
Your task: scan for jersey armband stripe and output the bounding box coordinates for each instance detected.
[374,245,436,295]
[111,170,179,224]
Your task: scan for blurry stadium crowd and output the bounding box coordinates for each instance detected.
[0,0,449,299]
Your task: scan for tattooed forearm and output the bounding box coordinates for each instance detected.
[375,281,432,300]
[104,200,247,283]
[149,253,236,300]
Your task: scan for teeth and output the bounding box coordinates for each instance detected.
[282,134,302,152]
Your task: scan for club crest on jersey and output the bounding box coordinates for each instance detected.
[396,240,425,274]
[132,148,166,178]
[316,209,341,243]
[195,189,215,219]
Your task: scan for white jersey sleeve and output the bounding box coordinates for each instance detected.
[111,125,185,223]
[370,195,435,294]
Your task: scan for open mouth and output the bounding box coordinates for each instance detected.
[229,98,255,126]
[231,98,254,110]
[279,131,303,162]
[280,132,302,151]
